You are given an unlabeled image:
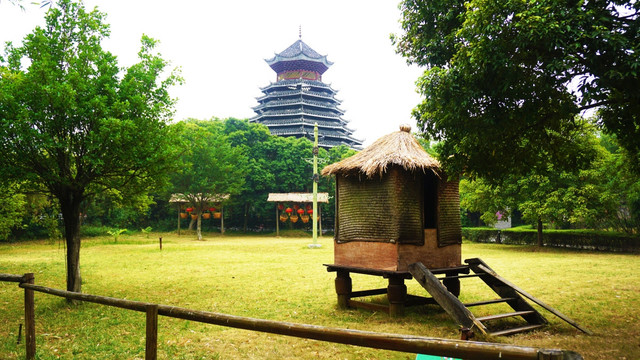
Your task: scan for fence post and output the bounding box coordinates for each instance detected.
[23,273,35,360]
[145,304,158,360]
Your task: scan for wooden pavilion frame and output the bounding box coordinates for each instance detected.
[267,192,329,236]
[169,193,229,234]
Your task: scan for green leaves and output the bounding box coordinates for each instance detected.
[170,119,247,202]
[395,0,640,179]
[0,0,182,290]
[460,127,640,233]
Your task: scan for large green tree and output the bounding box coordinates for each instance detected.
[0,0,181,293]
[218,118,275,231]
[170,120,247,240]
[217,118,357,231]
[460,126,640,242]
[393,0,640,180]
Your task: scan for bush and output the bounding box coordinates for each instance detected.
[462,227,640,252]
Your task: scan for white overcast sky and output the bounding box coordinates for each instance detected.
[0,1,425,146]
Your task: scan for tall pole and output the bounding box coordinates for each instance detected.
[310,123,321,248]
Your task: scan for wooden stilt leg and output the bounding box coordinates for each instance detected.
[334,270,352,309]
[442,270,461,297]
[387,276,407,317]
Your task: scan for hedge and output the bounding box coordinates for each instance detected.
[461,227,640,253]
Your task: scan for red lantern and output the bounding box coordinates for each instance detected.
[285,207,293,214]
[293,204,300,210]
[306,204,312,210]
[278,204,284,211]
[297,208,304,215]
[307,209,313,214]
[186,207,194,213]
[209,207,216,212]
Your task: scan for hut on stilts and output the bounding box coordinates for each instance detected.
[321,125,591,338]
[321,124,461,271]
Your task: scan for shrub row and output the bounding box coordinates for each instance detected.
[461,227,640,252]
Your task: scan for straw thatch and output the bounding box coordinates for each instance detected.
[169,193,230,204]
[267,193,329,203]
[321,124,440,178]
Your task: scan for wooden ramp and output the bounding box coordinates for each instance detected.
[408,258,592,337]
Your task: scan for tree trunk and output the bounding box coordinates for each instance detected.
[537,217,544,247]
[243,202,249,232]
[58,190,83,295]
[196,211,202,241]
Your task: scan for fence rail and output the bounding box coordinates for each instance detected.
[2,273,583,360]
[0,273,28,282]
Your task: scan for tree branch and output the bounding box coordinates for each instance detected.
[578,101,609,111]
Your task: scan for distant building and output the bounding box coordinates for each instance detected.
[494,211,512,229]
[250,37,362,149]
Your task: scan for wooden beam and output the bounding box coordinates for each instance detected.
[16,282,585,360]
[408,262,487,335]
[465,259,548,327]
[0,273,27,282]
[275,205,279,237]
[350,288,387,298]
[145,304,158,360]
[23,273,35,360]
[473,262,592,335]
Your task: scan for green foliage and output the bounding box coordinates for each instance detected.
[169,119,247,239]
[394,0,640,178]
[0,0,182,205]
[80,225,112,237]
[140,226,152,238]
[106,228,127,243]
[0,0,181,291]
[0,183,27,241]
[462,227,640,252]
[459,123,640,234]
[211,118,356,232]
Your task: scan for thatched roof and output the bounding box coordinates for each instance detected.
[267,193,329,203]
[321,124,440,178]
[169,193,230,204]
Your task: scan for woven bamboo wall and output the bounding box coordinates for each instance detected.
[437,176,463,247]
[335,166,424,245]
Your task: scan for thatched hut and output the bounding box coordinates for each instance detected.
[321,124,461,271]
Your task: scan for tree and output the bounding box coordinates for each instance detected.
[393,0,640,180]
[590,133,640,233]
[0,182,27,241]
[169,120,247,240]
[218,118,275,231]
[460,125,640,243]
[0,0,181,293]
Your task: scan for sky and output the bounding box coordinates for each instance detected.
[0,1,425,146]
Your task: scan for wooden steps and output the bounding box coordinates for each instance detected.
[464,298,516,307]
[476,310,536,322]
[409,259,591,337]
[490,324,546,337]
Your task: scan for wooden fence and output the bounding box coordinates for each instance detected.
[0,273,583,360]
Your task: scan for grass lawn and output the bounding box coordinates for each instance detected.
[0,233,638,359]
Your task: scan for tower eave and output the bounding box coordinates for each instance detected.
[265,58,331,75]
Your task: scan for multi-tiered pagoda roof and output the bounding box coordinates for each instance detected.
[250,39,362,149]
